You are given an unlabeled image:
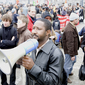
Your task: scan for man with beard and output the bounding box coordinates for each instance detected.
[21,18,64,85]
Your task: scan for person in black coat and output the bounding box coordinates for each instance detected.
[0,14,18,85]
[81,33,85,65]
[79,6,84,22]
[53,16,60,31]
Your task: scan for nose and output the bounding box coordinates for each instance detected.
[32,28,37,34]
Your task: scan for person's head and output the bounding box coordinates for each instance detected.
[42,12,52,22]
[32,18,51,46]
[69,12,79,25]
[18,9,22,15]
[17,15,28,28]
[11,8,16,14]
[55,7,58,13]
[7,10,12,17]
[2,14,12,27]
[28,6,36,18]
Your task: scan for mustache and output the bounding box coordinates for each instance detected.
[32,34,38,37]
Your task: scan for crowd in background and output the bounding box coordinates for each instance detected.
[0,2,85,85]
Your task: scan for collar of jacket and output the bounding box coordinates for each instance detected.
[17,25,27,34]
[69,22,76,28]
[40,39,54,54]
[68,22,76,29]
[2,23,13,30]
[27,14,34,23]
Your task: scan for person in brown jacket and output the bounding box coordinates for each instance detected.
[62,12,80,83]
[16,15,32,85]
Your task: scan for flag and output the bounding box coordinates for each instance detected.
[37,0,38,3]
[33,1,36,6]
[57,14,70,30]
[16,0,19,4]
[65,0,67,3]
[46,0,49,6]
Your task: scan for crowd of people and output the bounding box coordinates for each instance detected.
[0,2,85,85]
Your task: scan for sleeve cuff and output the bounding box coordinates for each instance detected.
[27,64,41,77]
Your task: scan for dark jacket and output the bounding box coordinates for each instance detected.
[79,26,85,36]
[53,19,60,30]
[81,33,85,65]
[0,23,18,49]
[81,33,85,52]
[62,22,80,57]
[25,40,64,85]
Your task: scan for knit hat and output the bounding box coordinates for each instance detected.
[42,12,52,20]
[70,12,79,21]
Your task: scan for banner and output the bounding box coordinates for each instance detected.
[57,14,79,30]
[57,14,69,30]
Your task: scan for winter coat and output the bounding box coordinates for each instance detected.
[62,22,80,57]
[25,40,64,85]
[17,25,32,45]
[53,19,60,30]
[0,23,18,49]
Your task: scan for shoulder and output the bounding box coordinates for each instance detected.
[24,29,32,38]
[52,45,63,57]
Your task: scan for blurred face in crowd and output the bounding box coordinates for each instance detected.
[29,10,36,18]
[45,16,52,22]
[28,6,36,18]
[2,20,11,27]
[17,19,26,28]
[74,19,79,25]
[55,8,58,13]
[7,11,12,17]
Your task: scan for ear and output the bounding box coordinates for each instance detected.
[46,30,51,36]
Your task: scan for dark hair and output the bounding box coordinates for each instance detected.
[37,18,52,31]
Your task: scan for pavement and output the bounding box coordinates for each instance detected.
[0,22,85,85]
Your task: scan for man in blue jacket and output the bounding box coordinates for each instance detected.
[0,14,18,85]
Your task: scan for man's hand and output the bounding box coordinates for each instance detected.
[71,56,75,61]
[16,57,23,65]
[22,55,34,70]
